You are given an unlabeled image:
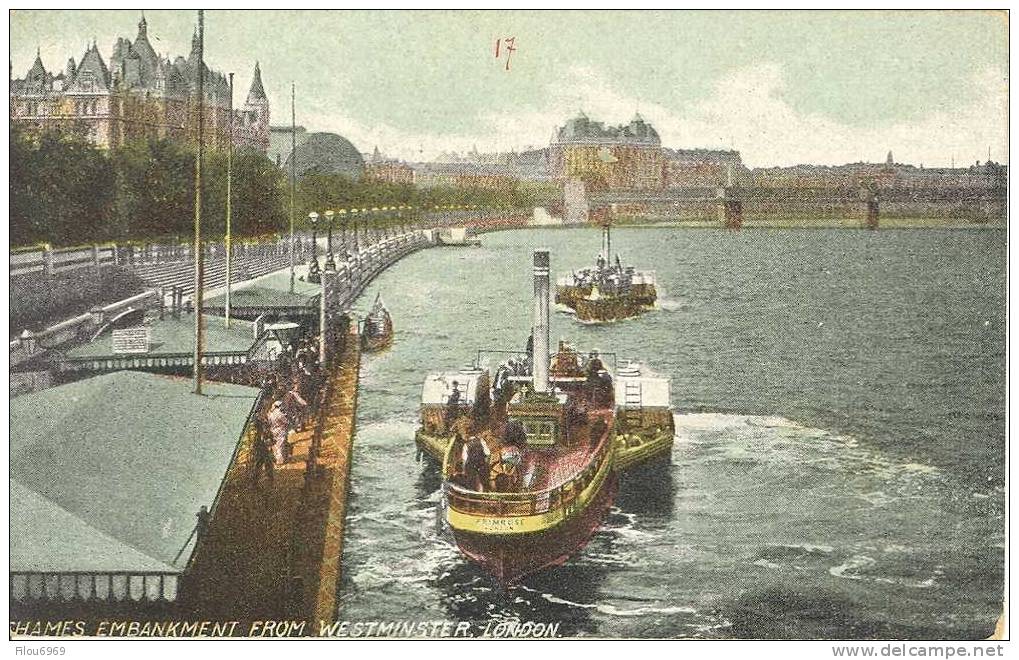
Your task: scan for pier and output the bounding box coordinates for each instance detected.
[179,322,360,626]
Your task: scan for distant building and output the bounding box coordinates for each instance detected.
[9,15,269,152]
[364,147,416,184]
[548,112,664,191]
[269,125,309,168]
[663,148,746,188]
[748,152,1007,195]
[409,161,518,192]
[430,147,550,182]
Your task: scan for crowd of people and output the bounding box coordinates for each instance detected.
[250,332,324,487]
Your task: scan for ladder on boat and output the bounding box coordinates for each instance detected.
[623,379,643,429]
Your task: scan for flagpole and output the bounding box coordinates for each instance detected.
[225,71,233,328]
[289,82,296,293]
[192,9,205,394]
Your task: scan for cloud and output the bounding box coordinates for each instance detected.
[302,63,1007,167]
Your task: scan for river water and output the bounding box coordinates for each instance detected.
[338,227,1005,639]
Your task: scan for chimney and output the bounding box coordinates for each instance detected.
[601,223,611,263]
[532,250,550,393]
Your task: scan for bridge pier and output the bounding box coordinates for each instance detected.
[716,187,743,229]
[563,178,589,224]
[860,187,880,230]
[866,198,880,230]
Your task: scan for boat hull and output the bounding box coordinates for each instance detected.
[451,471,619,584]
[555,284,657,322]
[361,332,393,352]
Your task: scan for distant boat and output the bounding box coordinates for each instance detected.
[436,227,482,247]
[555,222,656,322]
[361,294,393,352]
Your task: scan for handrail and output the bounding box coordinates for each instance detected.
[180,387,268,573]
[10,570,180,603]
[445,430,613,517]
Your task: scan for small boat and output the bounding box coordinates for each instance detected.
[415,250,674,584]
[436,227,482,247]
[555,222,656,322]
[361,294,393,352]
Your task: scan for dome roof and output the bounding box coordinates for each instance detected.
[284,132,365,179]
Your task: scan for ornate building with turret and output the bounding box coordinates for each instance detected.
[548,112,665,191]
[9,15,269,152]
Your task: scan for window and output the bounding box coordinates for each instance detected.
[523,419,557,446]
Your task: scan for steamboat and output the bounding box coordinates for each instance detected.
[555,222,657,322]
[361,293,394,352]
[415,250,675,584]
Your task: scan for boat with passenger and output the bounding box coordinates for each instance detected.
[414,250,674,584]
[555,222,656,323]
[361,293,393,352]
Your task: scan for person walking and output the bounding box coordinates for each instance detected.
[266,400,290,464]
[250,415,275,486]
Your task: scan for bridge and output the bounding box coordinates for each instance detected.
[582,183,1006,230]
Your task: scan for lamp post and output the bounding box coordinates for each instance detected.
[338,209,348,256]
[351,208,360,253]
[361,208,369,245]
[307,211,321,283]
[324,209,336,272]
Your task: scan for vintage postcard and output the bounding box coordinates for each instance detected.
[6,7,1008,648]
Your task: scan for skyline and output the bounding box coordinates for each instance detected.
[9,9,1008,168]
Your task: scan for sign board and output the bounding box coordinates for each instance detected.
[112,326,150,354]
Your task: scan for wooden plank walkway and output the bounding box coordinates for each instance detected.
[290,327,360,625]
[178,326,361,631]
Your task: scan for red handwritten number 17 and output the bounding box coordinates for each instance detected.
[495,37,516,71]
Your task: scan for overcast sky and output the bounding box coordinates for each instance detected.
[10,9,1008,167]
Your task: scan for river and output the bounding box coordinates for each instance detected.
[338,226,1005,639]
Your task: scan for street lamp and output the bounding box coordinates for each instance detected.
[351,208,360,252]
[338,209,348,257]
[324,209,336,272]
[307,211,321,283]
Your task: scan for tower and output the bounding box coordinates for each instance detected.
[241,62,269,151]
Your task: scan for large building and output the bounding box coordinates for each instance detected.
[548,112,665,192]
[9,15,269,152]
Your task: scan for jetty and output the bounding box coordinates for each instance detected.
[179,323,360,626]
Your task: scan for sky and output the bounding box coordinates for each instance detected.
[9,9,1009,167]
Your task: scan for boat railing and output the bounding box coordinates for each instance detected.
[445,436,613,518]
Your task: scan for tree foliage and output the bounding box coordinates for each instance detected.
[10,123,561,247]
[9,124,287,247]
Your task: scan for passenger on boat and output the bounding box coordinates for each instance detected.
[504,419,528,447]
[551,340,583,378]
[493,363,512,400]
[490,445,523,492]
[472,384,491,423]
[462,435,492,492]
[586,351,605,380]
[444,381,462,431]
